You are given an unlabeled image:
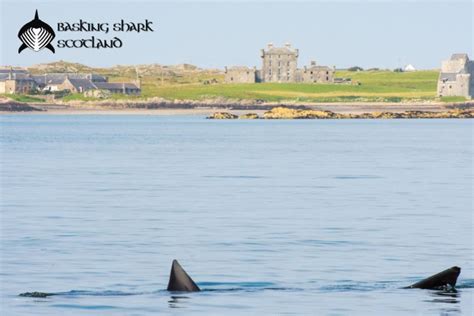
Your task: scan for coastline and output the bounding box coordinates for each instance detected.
[1,98,472,116]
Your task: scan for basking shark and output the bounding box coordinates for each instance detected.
[405,266,461,290]
[167,259,200,292]
[18,10,56,53]
[18,263,461,297]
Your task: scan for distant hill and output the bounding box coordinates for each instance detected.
[27,61,224,85]
[29,60,94,73]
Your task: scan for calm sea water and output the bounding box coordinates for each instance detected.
[0,115,473,315]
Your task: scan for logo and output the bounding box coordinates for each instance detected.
[18,10,55,54]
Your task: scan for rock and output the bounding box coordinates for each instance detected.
[263,107,337,119]
[207,112,238,119]
[262,107,474,119]
[0,100,42,112]
[239,113,259,119]
[207,107,474,120]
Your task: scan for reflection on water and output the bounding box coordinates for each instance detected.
[427,289,459,304]
[168,295,190,309]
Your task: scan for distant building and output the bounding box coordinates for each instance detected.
[404,64,416,72]
[0,69,36,94]
[260,43,299,83]
[224,66,256,83]
[437,54,474,99]
[58,77,98,93]
[32,73,108,91]
[298,61,334,83]
[224,43,334,84]
[94,82,141,95]
[0,70,140,96]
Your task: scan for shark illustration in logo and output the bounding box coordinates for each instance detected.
[18,10,55,54]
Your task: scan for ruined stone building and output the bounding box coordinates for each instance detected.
[437,54,474,99]
[0,69,37,94]
[299,61,334,83]
[225,43,334,84]
[224,66,257,83]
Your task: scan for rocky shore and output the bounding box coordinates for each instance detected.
[207,107,474,119]
[1,96,473,118]
[0,100,43,112]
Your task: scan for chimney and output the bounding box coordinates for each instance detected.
[285,42,291,48]
[267,43,274,49]
[310,60,317,66]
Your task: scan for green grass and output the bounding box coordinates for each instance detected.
[11,69,468,104]
[440,96,468,103]
[61,93,99,102]
[61,93,142,102]
[138,70,444,103]
[1,94,45,103]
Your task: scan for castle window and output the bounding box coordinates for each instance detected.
[326,76,329,81]
[326,71,329,75]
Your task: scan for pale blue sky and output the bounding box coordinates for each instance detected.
[0,0,472,69]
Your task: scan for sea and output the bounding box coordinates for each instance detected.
[0,114,473,315]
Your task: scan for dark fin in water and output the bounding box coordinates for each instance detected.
[167,259,200,292]
[19,291,55,298]
[406,266,461,289]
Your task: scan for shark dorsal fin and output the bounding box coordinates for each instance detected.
[407,266,461,289]
[167,260,200,292]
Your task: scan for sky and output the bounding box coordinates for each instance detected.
[0,0,472,70]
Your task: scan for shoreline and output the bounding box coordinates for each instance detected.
[1,99,473,116]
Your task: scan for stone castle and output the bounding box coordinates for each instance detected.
[225,43,334,84]
[437,54,474,99]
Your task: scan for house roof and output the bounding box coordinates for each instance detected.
[32,73,107,85]
[226,66,255,72]
[68,78,97,91]
[0,73,32,80]
[94,82,140,90]
[451,53,469,61]
[263,44,298,55]
[305,65,332,71]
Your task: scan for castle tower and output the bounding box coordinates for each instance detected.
[261,43,299,83]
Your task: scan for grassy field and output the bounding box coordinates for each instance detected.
[137,70,442,103]
[14,61,467,103]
